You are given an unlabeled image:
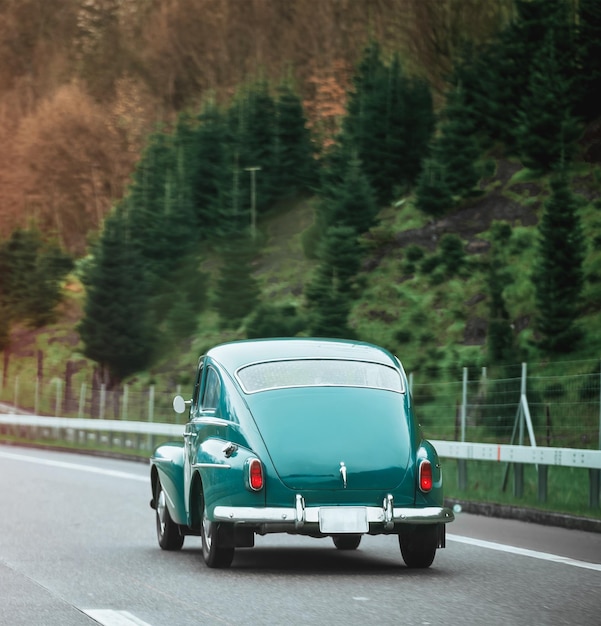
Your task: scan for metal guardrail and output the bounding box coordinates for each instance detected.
[430,440,601,469]
[431,439,601,509]
[1,414,599,507]
[0,413,183,437]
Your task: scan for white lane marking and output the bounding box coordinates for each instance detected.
[0,450,147,482]
[448,533,601,572]
[83,609,152,625]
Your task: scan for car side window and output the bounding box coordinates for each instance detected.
[201,367,221,411]
[192,362,204,414]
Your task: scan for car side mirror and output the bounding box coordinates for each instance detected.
[173,395,191,414]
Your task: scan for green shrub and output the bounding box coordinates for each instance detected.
[543,382,566,400]
[394,329,412,344]
[420,254,441,274]
[405,244,425,262]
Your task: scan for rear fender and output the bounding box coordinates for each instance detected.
[150,442,187,525]
[193,438,266,521]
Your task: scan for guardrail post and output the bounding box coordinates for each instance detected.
[590,469,600,509]
[538,465,548,503]
[514,464,524,498]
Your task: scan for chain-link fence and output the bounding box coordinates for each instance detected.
[0,362,186,427]
[412,359,601,450]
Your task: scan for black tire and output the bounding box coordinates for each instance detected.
[200,489,235,568]
[332,535,362,550]
[398,525,438,569]
[155,482,184,551]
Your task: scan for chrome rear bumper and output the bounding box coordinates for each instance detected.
[213,494,454,530]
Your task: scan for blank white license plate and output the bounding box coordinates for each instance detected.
[319,507,369,533]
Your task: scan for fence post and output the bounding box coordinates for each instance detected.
[457,368,468,491]
[78,382,86,444]
[54,378,62,416]
[122,384,129,420]
[34,377,39,415]
[13,375,19,411]
[148,385,155,451]
[593,358,601,508]
[99,384,106,420]
[78,383,86,418]
[514,363,527,497]
[519,363,525,446]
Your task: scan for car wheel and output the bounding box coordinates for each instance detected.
[332,535,362,550]
[155,482,184,551]
[398,525,438,568]
[200,491,234,568]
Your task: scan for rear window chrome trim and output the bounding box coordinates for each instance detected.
[234,357,405,395]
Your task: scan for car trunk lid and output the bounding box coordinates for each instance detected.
[247,387,412,491]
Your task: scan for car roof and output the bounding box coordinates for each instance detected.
[205,338,400,373]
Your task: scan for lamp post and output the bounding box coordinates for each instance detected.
[244,166,261,239]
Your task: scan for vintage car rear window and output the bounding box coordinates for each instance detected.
[236,359,404,394]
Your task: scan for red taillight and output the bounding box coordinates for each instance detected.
[248,458,264,491]
[419,460,433,492]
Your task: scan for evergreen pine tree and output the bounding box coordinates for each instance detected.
[343,40,389,202]
[434,86,482,198]
[515,32,582,172]
[125,129,177,279]
[272,81,317,197]
[305,226,359,339]
[227,80,277,219]
[400,66,436,188]
[0,229,72,326]
[575,0,601,122]
[0,229,40,318]
[319,154,378,235]
[452,41,511,150]
[213,236,260,329]
[343,41,434,204]
[28,245,74,327]
[456,0,575,154]
[305,272,349,339]
[78,209,154,385]
[414,158,453,217]
[533,174,585,353]
[190,99,231,238]
[245,303,305,339]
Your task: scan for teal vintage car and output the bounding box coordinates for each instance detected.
[150,338,454,569]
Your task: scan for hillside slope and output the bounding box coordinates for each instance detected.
[3,158,600,392]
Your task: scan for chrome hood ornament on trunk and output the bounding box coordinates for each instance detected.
[340,461,347,488]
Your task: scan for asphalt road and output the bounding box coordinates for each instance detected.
[0,445,599,626]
